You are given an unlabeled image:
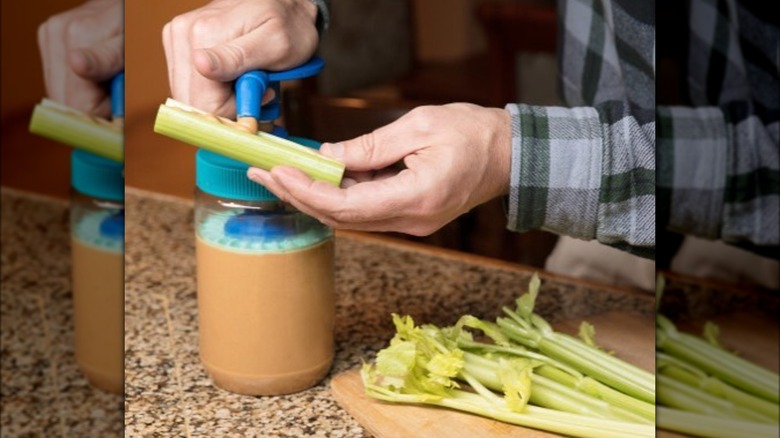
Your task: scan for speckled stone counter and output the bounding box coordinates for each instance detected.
[1,189,123,437]
[124,188,653,437]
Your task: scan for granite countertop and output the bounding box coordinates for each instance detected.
[4,187,776,437]
[1,189,123,437]
[123,188,654,437]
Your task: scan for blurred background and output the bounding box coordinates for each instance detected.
[1,0,77,199]
[125,0,562,269]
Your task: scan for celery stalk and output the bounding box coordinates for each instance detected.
[153,99,344,186]
[29,98,123,162]
[657,315,779,403]
[658,406,780,438]
[363,364,655,438]
[658,354,779,421]
[658,374,775,423]
[453,316,655,421]
[535,365,656,421]
[498,316,656,404]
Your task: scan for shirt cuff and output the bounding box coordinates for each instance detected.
[308,0,330,37]
[504,103,603,241]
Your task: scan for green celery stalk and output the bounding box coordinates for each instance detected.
[658,406,779,438]
[454,319,654,422]
[658,374,775,423]
[154,99,345,186]
[657,315,779,403]
[29,98,123,162]
[498,316,656,404]
[364,367,655,438]
[658,354,779,421]
[535,365,656,421]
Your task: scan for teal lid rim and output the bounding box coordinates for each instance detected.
[71,150,124,202]
[195,135,321,202]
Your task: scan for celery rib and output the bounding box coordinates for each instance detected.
[29,99,123,162]
[658,406,780,438]
[154,100,345,186]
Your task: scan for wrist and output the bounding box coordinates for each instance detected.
[487,107,512,197]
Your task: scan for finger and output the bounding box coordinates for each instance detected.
[91,97,111,119]
[247,167,292,202]
[37,21,53,98]
[38,17,70,103]
[261,88,276,105]
[318,123,425,172]
[270,166,418,224]
[162,22,175,92]
[68,33,123,81]
[250,167,427,233]
[168,14,195,105]
[192,24,307,82]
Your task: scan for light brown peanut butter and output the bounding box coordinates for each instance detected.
[196,237,335,395]
[71,238,123,394]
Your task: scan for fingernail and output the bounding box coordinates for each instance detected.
[321,143,343,159]
[247,168,266,183]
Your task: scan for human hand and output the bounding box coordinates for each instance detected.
[37,0,123,117]
[247,104,512,235]
[162,0,319,117]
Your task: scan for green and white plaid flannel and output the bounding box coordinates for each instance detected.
[505,0,656,259]
[657,0,779,257]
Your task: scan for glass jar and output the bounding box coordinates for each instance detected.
[69,150,124,394]
[194,149,335,395]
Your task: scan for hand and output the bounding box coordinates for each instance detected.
[162,0,319,117]
[247,104,513,235]
[37,0,123,116]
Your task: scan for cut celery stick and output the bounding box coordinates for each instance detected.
[29,99,123,162]
[153,99,345,186]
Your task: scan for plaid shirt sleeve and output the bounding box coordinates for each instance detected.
[505,0,656,259]
[308,0,330,36]
[657,0,779,252]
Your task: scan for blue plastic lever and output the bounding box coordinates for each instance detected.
[111,72,124,118]
[235,56,324,121]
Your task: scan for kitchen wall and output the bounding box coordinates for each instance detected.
[0,0,84,199]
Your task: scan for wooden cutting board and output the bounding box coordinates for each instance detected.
[331,311,655,438]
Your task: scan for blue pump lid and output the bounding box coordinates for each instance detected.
[195,135,321,202]
[71,150,124,201]
[235,56,324,121]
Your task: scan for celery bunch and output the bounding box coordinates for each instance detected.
[361,274,655,438]
[656,276,780,438]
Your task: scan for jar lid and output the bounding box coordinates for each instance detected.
[71,150,124,202]
[195,135,321,202]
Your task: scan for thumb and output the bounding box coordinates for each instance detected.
[68,34,123,81]
[193,30,281,82]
